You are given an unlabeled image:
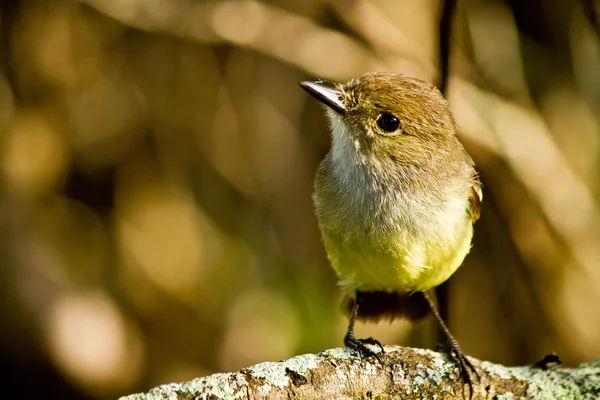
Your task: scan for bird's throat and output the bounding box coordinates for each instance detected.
[327,110,369,185]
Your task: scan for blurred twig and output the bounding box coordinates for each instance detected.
[438,0,457,94]
[0,0,21,103]
[581,0,600,37]
[435,0,458,337]
[119,346,600,400]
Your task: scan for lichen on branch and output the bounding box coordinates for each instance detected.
[119,346,600,400]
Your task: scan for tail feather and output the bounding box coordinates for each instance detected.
[344,291,430,322]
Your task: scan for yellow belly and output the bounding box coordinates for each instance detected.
[322,218,473,294]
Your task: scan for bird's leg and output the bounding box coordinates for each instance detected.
[423,291,479,395]
[344,295,384,362]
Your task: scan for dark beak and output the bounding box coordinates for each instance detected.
[299,80,346,115]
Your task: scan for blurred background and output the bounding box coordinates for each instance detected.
[1,0,600,398]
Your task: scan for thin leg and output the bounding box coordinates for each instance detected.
[344,296,384,362]
[423,291,479,396]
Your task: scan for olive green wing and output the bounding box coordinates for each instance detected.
[468,180,483,223]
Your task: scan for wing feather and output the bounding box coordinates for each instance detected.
[468,181,482,223]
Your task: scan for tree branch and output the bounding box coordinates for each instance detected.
[119,346,600,399]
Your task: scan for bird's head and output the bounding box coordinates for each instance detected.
[300,72,456,171]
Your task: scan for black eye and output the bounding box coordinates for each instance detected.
[377,113,400,132]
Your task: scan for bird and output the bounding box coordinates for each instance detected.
[300,72,482,391]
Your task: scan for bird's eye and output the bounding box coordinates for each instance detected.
[377,113,401,133]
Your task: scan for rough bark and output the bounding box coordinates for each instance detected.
[120,346,600,400]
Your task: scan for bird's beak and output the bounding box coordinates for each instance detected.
[299,80,346,115]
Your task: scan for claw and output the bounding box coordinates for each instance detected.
[344,297,385,364]
[450,348,479,384]
[441,341,480,399]
[344,334,384,364]
[357,336,385,353]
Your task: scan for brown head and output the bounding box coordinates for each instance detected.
[300,72,468,185]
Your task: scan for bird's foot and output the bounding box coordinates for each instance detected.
[344,333,384,363]
[440,340,480,398]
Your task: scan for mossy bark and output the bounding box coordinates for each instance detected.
[120,346,600,400]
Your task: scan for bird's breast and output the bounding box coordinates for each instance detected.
[314,157,473,293]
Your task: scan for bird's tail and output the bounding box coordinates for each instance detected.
[344,291,430,322]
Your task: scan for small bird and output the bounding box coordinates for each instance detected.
[300,72,482,389]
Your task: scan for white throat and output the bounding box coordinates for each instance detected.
[326,109,367,184]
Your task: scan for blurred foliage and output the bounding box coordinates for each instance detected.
[1,0,600,399]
